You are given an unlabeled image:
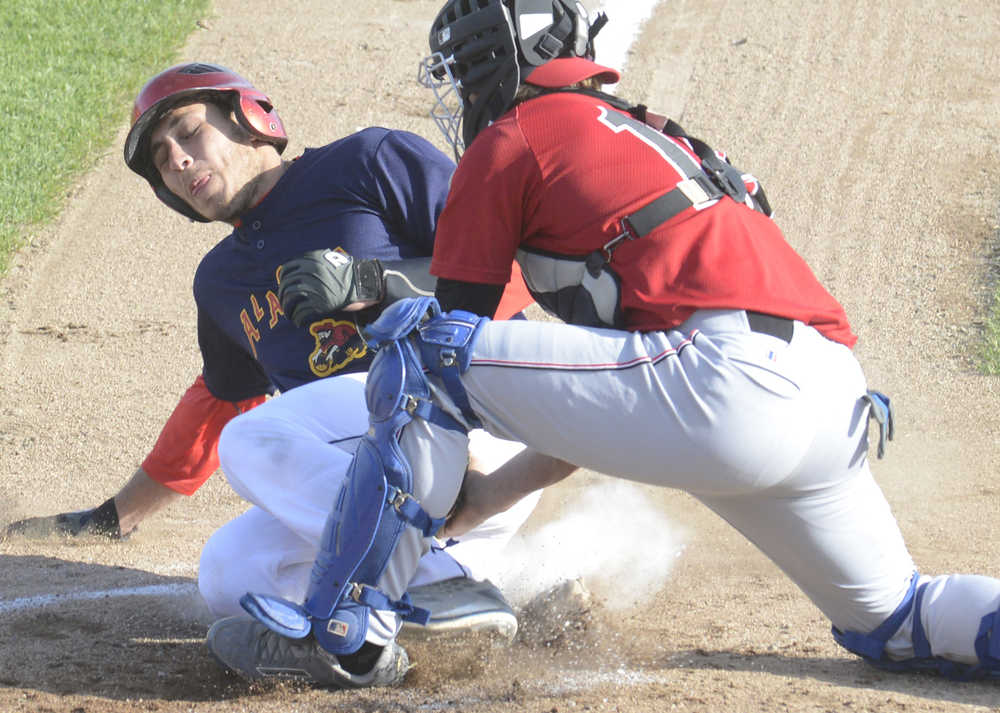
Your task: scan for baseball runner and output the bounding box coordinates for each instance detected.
[4,62,541,637]
[203,0,1000,689]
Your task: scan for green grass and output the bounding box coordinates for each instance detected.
[984,287,1000,374]
[0,0,210,274]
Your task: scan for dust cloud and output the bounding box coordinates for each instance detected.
[495,479,686,610]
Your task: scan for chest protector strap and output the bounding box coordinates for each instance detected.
[518,89,773,329]
[536,87,773,219]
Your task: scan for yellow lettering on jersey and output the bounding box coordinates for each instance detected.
[265,290,283,329]
[250,294,265,321]
[241,309,262,359]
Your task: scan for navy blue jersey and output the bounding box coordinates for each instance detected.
[193,128,455,400]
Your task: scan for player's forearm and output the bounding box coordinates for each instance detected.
[473,448,577,504]
[445,448,577,537]
[113,466,183,535]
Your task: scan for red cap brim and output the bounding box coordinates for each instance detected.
[524,57,621,88]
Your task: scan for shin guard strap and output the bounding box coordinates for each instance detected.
[417,308,489,429]
[974,608,1000,674]
[349,584,431,626]
[834,573,1000,679]
[404,394,466,433]
[909,581,932,659]
[387,484,445,537]
[433,350,480,429]
[832,571,918,661]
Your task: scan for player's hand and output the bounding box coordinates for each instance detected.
[277,249,383,327]
[3,498,125,541]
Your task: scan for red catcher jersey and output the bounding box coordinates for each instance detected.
[430,92,857,347]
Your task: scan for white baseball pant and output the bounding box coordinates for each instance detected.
[197,370,535,618]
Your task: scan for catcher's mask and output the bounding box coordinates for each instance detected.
[417,0,616,158]
[124,62,288,222]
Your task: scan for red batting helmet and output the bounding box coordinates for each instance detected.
[124,62,288,222]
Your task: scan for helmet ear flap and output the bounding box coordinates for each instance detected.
[511,0,560,66]
[569,1,594,58]
[234,92,288,153]
[510,0,598,67]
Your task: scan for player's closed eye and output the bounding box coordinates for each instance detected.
[154,125,198,171]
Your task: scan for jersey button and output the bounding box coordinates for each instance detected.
[256,240,265,250]
[251,220,262,230]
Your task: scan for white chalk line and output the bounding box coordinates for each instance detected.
[414,669,672,709]
[0,581,198,615]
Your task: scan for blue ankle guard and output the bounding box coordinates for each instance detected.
[833,572,1000,680]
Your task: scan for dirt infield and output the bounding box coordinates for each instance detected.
[2,1,999,711]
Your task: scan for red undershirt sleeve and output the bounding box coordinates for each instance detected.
[141,374,267,496]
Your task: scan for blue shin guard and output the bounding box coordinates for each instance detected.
[241,297,484,654]
[833,572,1000,680]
